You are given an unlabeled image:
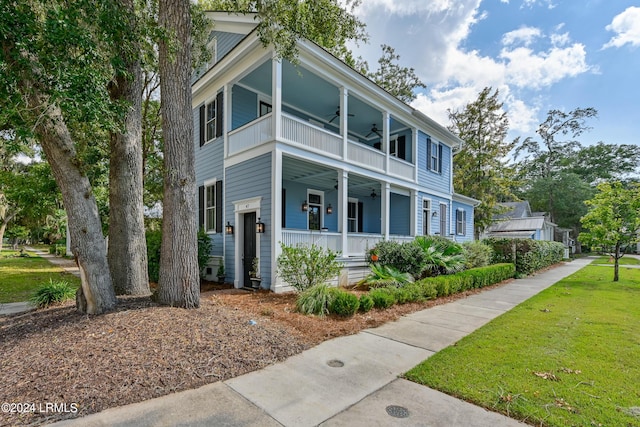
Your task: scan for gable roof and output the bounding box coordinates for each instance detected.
[494,201,532,220]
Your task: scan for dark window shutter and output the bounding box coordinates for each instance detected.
[426,136,431,170]
[215,180,223,233]
[198,185,205,228]
[216,91,224,138]
[438,144,443,173]
[199,105,205,147]
[398,135,406,160]
[282,189,286,228]
[357,202,364,233]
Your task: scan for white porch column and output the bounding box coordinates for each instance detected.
[340,87,348,160]
[272,149,283,288]
[411,189,418,237]
[383,111,390,173]
[412,127,419,183]
[223,83,231,159]
[272,55,283,140]
[382,182,390,240]
[338,169,348,255]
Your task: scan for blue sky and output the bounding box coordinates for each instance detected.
[349,1,640,146]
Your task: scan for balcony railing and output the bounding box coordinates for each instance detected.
[226,112,415,181]
[282,114,342,158]
[228,114,273,155]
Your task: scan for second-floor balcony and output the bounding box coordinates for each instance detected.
[228,112,416,181]
[221,56,417,183]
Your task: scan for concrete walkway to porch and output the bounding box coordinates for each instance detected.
[49,256,594,427]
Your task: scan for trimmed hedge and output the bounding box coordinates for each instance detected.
[483,238,565,276]
[365,263,516,308]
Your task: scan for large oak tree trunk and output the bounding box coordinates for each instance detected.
[156,0,200,308]
[35,102,116,314]
[107,0,150,296]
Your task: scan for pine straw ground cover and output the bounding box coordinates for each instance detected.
[1,282,509,427]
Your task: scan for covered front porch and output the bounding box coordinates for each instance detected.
[278,157,416,258]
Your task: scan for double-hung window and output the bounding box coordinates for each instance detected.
[426,136,443,173]
[199,91,224,147]
[348,198,358,232]
[456,209,466,235]
[205,184,216,232]
[422,199,431,235]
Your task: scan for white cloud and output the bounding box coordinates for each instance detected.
[500,43,590,89]
[502,26,542,46]
[352,1,591,135]
[603,6,640,49]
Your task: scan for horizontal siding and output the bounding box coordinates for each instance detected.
[452,200,474,243]
[417,130,451,193]
[232,85,258,130]
[389,193,410,235]
[225,154,273,286]
[214,31,245,62]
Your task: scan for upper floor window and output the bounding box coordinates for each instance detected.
[259,100,272,117]
[206,100,217,142]
[199,91,224,146]
[390,135,406,160]
[426,136,443,173]
[456,208,466,235]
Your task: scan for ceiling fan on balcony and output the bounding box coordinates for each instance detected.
[327,107,354,123]
[366,124,382,138]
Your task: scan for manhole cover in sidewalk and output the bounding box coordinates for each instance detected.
[327,359,344,368]
[386,405,410,418]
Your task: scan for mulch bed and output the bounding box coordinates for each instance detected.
[0,280,511,426]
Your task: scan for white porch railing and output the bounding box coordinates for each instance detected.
[347,141,385,172]
[347,233,384,256]
[389,157,415,180]
[281,229,342,253]
[282,114,342,157]
[228,114,273,155]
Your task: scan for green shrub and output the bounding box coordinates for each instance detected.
[359,264,414,290]
[462,241,493,269]
[329,289,360,317]
[146,230,162,283]
[277,243,343,292]
[369,287,396,309]
[146,228,213,283]
[198,228,214,279]
[369,240,425,276]
[417,280,438,300]
[415,236,466,277]
[296,284,335,317]
[31,279,76,308]
[484,238,564,275]
[358,294,374,312]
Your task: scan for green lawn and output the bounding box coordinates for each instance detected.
[0,250,80,303]
[593,255,640,265]
[405,263,640,426]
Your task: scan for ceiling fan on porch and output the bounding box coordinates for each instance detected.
[327,107,354,123]
[366,124,381,138]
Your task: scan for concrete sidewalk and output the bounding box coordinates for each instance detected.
[50,257,593,427]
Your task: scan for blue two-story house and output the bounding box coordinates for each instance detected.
[193,12,478,292]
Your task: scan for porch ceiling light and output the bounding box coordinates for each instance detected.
[370,190,377,199]
[301,200,309,211]
[326,204,333,215]
[256,217,265,234]
[225,221,234,235]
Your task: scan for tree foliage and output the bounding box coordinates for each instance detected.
[579,182,640,281]
[448,87,516,238]
[356,44,426,102]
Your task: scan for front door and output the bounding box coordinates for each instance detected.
[243,212,257,287]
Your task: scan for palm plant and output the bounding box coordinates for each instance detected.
[359,263,414,289]
[415,236,466,277]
